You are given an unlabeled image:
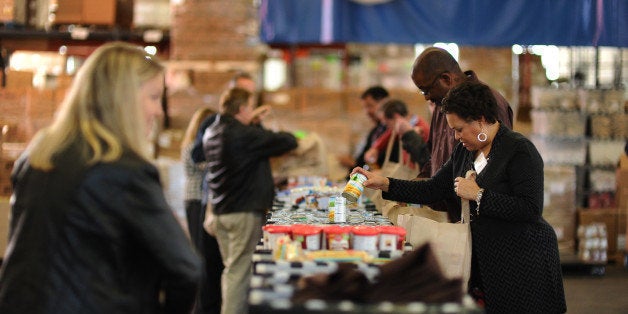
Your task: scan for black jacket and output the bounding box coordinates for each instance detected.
[384,125,566,313]
[192,114,297,215]
[0,143,202,314]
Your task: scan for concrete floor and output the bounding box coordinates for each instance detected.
[563,260,628,314]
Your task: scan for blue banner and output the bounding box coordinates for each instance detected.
[259,0,628,47]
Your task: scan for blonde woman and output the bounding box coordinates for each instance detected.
[181,107,215,241]
[0,42,201,314]
[181,106,222,314]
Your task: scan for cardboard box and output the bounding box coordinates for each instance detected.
[544,210,576,254]
[82,0,116,25]
[0,0,14,22]
[6,71,33,88]
[543,165,577,215]
[578,208,618,256]
[55,0,116,25]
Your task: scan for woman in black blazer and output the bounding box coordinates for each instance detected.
[353,81,566,313]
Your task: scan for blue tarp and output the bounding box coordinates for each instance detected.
[259,0,628,47]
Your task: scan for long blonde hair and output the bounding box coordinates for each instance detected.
[28,42,164,170]
[180,107,216,151]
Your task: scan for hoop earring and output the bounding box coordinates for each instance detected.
[477,132,488,142]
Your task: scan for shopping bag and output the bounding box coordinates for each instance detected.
[368,132,419,212]
[383,202,448,225]
[396,170,475,290]
[397,214,471,289]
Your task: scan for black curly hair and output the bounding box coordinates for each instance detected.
[441,81,498,124]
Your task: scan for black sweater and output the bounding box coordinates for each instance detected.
[192,114,297,215]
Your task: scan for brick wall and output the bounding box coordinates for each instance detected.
[170,0,259,61]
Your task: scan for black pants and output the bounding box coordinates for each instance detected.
[185,200,224,314]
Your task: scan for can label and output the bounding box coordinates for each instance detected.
[328,196,336,223]
[342,173,367,203]
[379,234,398,251]
[354,235,378,251]
[334,197,347,223]
[328,233,350,250]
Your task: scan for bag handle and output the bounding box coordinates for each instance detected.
[384,128,420,171]
[383,128,406,162]
[383,129,397,163]
[460,170,477,223]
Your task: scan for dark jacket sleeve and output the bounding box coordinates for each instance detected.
[83,161,202,313]
[242,126,298,158]
[382,155,456,206]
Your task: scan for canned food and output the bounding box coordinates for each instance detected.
[351,226,380,251]
[324,225,351,250]
[291,224,323,250]
[342,173,367,203]
[262,225,292,250]
[378,225,406,251]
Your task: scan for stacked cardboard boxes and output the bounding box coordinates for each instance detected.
[576,154,628,263]
[542,165,578,254]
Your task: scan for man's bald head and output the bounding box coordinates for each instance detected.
[411,47,462,85]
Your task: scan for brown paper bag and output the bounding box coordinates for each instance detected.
[396,170,476,290]
[397,214,471,290]
[383,203,448,225]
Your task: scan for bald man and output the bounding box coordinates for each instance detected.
[409,47,513,221]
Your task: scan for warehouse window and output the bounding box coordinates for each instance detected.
[263,50,287,91]
[512,45,626,88]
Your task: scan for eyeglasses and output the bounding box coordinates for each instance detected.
[419,72,446,96]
